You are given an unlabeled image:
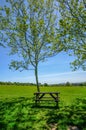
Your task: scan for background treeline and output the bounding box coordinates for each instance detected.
[0,81,35,86]
[0,81,86,86]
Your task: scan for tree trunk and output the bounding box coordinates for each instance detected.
[35,65,40,92]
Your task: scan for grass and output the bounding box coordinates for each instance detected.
[0,85,36,99]
[0,85,86,130]
[0,85,86,105]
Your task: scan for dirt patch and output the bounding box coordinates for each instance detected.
[68,126,79,130]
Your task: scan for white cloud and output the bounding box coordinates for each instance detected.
[38,71,86,84]
[2,71,86,84]
[39,71,86,77]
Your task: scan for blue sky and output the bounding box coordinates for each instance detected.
[0,0,86,84]
[0,46,86,84]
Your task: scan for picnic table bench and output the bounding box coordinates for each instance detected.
[34,92,60,107]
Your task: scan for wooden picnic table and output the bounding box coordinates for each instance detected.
[34,92,60,107]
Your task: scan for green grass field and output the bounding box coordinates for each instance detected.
[0,85,86,130]
[0,85,86,105]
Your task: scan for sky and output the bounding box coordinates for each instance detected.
[0,0,86,84]
[0,46,86,84]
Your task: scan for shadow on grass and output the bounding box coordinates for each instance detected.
[0,97,86,130]
[0,97,58,130]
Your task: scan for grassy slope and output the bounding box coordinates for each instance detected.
[0,85,86,105]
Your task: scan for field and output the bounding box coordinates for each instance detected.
[0,85,86,105]
[0,85,86,130]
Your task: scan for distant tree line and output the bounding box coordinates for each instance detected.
[0,81,35,86]
[42,82,86,87]
[0,81,86,87]
[62,82,86,87]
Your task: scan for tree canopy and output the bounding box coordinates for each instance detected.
[0,0,63,91]
[0,0,86,92]
[57,0,86,70]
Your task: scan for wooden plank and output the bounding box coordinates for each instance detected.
[34,92,60,94]
[34,92,60,107]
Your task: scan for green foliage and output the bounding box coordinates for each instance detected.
[0,0,57,64]
[0,0,61,92]
[57,0,86,70]
[0,97,86,130]
[46,98,86,129]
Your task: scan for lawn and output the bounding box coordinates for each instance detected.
[0,85,86,130]
[0,85,86,105]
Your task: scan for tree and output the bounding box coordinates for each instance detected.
[57,0,86,70]
[0,0,63,92]
[0,13,5,47]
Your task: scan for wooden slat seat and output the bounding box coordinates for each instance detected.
[34,92,60,107]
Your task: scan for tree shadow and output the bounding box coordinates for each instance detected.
[0,97,58,129]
